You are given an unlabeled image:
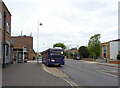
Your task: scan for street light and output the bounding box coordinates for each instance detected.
[37,22,42,63]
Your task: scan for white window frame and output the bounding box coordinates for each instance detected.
[6,22,10,33]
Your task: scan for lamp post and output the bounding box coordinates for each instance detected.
[37,22,42,63]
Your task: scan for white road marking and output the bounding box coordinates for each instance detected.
[97,70,118,78]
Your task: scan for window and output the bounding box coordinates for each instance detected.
[102,45,107,53]
[0,12,2,29]
[6,22,10,33]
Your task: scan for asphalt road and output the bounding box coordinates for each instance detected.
[2,61,70,86]
[59,59,119,87]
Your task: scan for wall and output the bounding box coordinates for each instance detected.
[0,1,2,66]
[1,1,11,64]
[12,36,36,60]
[100,42,110,59]
[2,2,11,42]
[118,41,120,54]
[0,1,2,86]
[110,41,118,60]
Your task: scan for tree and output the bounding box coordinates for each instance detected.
[88,34,101,59]
[79,46,89,58]
[53,43,66,49]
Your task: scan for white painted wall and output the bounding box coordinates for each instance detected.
[118,41,120,51]
[110,41,118,60]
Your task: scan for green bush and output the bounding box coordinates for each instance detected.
[117,54,120,60]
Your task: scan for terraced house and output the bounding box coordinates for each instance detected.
[0,1,12,67]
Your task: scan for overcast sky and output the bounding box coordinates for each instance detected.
[3,0,119,52]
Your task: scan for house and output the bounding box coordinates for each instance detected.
[0,1,12,67]
[100,39,120,60]
[11,35,36,62]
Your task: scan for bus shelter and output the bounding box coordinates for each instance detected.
[13,47,27,63]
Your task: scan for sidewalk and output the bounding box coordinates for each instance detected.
[96,62,120,68]
[2,62,70,86]
[84,60,120,68]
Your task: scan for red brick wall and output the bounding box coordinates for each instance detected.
[12,36,36,60]
[1,2,12,62]
[100,42,110,59]
[2,2,11,43]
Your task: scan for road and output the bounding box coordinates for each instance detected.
[59,59,119,87]
[2,61,70,86]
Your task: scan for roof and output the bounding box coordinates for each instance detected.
[11,35,33,38]
[2,1,12,16]
[110,39,120,42]
[100,42,109,45]
[100,39,120,44]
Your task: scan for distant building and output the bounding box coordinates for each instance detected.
[69,48,78,53]
[0,1,12,66]
[66,48,79,59]
[100,39,120,60]
[11,35,36,61]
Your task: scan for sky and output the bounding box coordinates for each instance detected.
[3,0,119,52]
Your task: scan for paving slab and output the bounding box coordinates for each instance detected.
[2,62,70,86]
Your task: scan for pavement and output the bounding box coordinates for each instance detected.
[81,59,120,68]
[2,61,71,86]
[41,64,79,87]
[96,62,120,68]
[42,64,68,78]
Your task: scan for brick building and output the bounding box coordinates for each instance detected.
[100,39,120,60]
[100,42,110,59]
[11,35,36,61]
[0,1,12,66]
